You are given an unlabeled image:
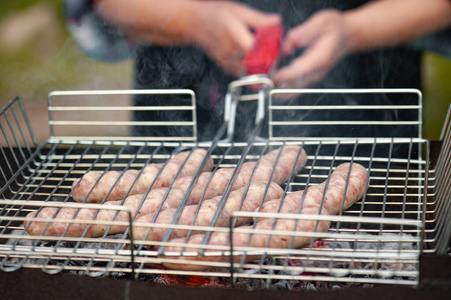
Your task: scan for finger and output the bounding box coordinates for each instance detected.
[227,18,256,53]
[272,37,336,88]
[271,59,306,89]
[282,10,334,54]
[230,12,281,53]
[272,58,326,89]
[235,4,281,30]
[281,25,317,57]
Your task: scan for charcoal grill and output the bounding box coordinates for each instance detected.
[0,76,450,294]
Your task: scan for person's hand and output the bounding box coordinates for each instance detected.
[192,1,281,77]
[94,0,279,77]
[272,10,351,89]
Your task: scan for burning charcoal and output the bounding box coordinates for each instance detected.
[106,264,136,281]
[136,273,160,282]
[303,282,318,291]
[272,280,293,290]
[245,278,266,291]
[40,240,78,248]
[5,230,34,247]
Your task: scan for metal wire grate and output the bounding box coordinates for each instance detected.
[0,84,445,288]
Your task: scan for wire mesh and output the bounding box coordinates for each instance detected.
[0,87,444,288]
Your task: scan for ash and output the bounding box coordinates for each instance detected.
[5,230,419,291]
[233,232,419,291]
[134,232,419,291]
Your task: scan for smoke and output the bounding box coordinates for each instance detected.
[128,0,422,143]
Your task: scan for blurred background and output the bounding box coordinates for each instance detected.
[1,0,450,144]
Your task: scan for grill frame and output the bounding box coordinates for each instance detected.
[1,84,448,289]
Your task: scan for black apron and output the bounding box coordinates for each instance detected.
[132,0,421,142]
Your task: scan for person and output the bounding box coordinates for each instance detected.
[64,0,451,142]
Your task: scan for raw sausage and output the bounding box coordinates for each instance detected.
[26,146,307,237]
[162,204,330,271]
[172,145,307,204]
[133,182,284,242]
[160,163,368,270]
[24,187,186,237]
[259,162,368,216]
[71,149,214,203]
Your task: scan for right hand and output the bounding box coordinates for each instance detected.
[192,1,281,77]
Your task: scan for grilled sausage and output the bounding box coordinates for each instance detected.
[162,204,330,271]
[71,149,214,203]
[132,182,284,242]
[24,187,186,237]
[161,163,368,271]
[172,145,307,204]
[259,162,368,216]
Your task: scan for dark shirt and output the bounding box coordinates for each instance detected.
[132,0,421,141]
[64,0,424,141]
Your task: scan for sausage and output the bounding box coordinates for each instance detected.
[160,163,368,271]
[24,187,186,237]
[259,162,368,216]
[133,182,284,242]
[24,206,97,237]
[161,204,330,271]
[26,146,306,237]
[71,149,214,203]
[172,145,307,204]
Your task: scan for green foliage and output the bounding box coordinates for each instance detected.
[423,52,451,140]
[0,0,59,15]
[0,0,132,107]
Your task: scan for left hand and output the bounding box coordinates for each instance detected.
[271,9,351,89]
[192,1,281,77]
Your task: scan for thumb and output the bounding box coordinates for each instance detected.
[237,5,281,30]
[229,6,281,53]
[282,11,330,54]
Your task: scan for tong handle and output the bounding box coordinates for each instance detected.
[244,24,284,76]
[222,75,274,142]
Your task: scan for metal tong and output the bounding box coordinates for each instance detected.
[221,25,284,142]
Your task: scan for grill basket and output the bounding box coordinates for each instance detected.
[1,79,450,289]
